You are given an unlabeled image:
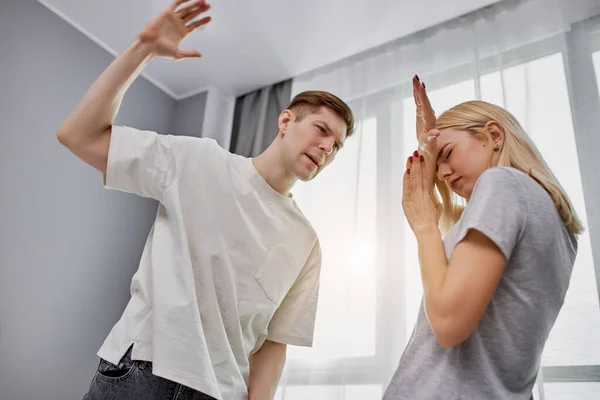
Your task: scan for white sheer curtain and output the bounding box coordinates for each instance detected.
[275,0,600,399]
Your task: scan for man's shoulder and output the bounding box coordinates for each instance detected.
[171,135,240,170]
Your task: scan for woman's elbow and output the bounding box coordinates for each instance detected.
[431,317,471,348]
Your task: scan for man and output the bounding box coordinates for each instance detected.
[57,1,354,399]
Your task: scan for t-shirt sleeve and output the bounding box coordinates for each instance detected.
[266,240,322,347]
[104,125,206,201]
[454,167,527,261]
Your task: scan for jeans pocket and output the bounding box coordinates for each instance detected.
[95,358,136,382]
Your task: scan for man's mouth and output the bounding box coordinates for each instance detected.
[305,154,320,167]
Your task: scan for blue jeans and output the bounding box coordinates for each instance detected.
[83,347,216,400]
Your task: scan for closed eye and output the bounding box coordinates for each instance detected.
[436,147,452,172]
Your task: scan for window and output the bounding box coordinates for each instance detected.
[542,382,600,400]
[290,117,378,362]
[276,116,385,396]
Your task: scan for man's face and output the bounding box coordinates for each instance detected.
[279,106,348,181]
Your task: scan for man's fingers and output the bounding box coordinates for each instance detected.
[176,49,203,60]
[182,4,210,23]
[172,0,193,11]
[187,16,212,31]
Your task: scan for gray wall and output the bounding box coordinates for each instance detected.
[0,1,197,399]
[172,91,208,138]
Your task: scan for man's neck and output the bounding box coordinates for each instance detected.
[252,149,296,196]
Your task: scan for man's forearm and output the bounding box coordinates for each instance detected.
[57,38,155,146]
[248,340,286,400]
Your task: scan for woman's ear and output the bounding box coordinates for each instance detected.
[485,120,505,151]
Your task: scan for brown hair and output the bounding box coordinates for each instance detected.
[287,91,355,137]
[435,100,583,235]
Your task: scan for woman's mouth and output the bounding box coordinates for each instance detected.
[451,177,462,190]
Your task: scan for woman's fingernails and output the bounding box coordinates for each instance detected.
[423,83,426,89]
[415,74,420,81]
[409,156,413,163]
[413,150,419,157]
[407,168,411,175]
[420,155,424,162]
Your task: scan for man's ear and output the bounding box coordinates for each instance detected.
[278,109,293,137]
[485,120,505,150]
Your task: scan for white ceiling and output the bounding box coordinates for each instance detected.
[39,0,501,100]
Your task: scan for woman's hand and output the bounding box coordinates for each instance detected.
[412,75,440,190]
[402,150,439,235]
[413,75,437,145]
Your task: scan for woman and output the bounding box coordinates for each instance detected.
[383,76,582,399]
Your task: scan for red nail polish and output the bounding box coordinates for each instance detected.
[407,168,411,175]
[409,156,413,163]
[413,150,418,157]
[423,83,426,89]
[420,155,424,162]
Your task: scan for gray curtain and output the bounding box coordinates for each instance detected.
[229,79,292,157]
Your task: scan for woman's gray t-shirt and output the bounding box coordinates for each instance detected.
[383,167,578,400]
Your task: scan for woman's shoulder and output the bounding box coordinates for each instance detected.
[471,167,525,199]
[478,166,528,184]
[477,167,567,228]
[469,167,559,220]
[475,167,545,197]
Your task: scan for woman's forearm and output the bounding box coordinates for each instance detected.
[415,227,450,328]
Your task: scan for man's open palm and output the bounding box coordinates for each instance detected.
[138,0,212,60]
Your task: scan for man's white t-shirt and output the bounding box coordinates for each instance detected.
[97,126,321,400]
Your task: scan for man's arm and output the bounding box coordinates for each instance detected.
[249,241,322,399]
[248,340,287,400]
[56,41,155,174]
[56,0,211,174]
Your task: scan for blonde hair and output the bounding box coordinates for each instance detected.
[433,100,583,235]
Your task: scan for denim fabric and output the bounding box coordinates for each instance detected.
[82,347,216,400]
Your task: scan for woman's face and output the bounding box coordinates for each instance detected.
[434,128,498,200]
